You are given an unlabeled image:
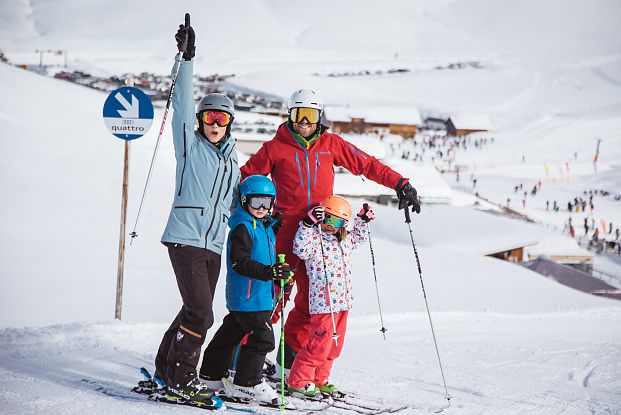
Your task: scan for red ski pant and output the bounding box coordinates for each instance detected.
[271,218,313,353]
[287,311,348,388]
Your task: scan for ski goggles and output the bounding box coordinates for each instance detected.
[201,110,232,127]
[246,195,275,210]
[322,214,347,228]
[290,107,321,124]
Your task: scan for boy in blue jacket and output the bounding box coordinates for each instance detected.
[199,175,291,406]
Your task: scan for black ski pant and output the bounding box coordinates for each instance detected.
[200,310,274,387]
[155,245,221,388]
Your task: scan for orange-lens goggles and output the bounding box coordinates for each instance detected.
[201,111,232,127]
[290,107,321,124]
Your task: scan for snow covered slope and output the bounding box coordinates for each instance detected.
[1,0,621,413]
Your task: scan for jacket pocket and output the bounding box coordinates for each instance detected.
[166,206,205,240]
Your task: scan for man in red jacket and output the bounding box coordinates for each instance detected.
[240,89,420,375]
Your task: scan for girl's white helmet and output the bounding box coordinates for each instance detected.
[287,89,324,111]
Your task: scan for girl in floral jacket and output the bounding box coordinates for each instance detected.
[287,195,375,398]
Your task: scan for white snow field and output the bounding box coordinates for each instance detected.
[1,0,621,414]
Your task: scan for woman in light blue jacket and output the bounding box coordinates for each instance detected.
[153,21,240,407]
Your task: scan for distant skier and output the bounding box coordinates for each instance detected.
[287,196,373,398]
[154,21,240,407]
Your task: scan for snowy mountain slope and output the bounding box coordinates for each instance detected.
[2,1,621,413]
[2,62,616,328]
[1,310,620,414]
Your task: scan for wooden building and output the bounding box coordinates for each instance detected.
[326,106,422,138]
[446,114,491,136]
[486,241,539,263]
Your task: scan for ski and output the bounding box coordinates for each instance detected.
[149,390,225,411]
[218,394,332,413]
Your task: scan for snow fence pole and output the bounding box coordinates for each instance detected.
[366,222,388,339]
[317,226,340,346]
[129,13,191,244]
[404,207,451,410]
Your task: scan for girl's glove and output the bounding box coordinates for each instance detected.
[303,205,325,227]
[357,203,375,223]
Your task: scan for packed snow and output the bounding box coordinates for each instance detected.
[1,0,621,414]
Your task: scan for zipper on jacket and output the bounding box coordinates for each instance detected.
[204,154,230,248]
[177,126,188,196]
[247,279,252,299]
[338,242,352,309]
[263,225,276,303]
[314,151,319,188]
[304,150,312,210]
[210,153,223,198]
[174,206,205,216]
[294,153,304,189]
[222,158,233,201]
[348,143,367,159]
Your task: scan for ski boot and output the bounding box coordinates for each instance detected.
[161,377,224,409]
[318,382,345,398]
[199,373,225,393]
[288,382,321,399]
[221,377,292,408]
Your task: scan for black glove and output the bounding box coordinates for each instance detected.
[395,178,421,214]
[175,24,195,61]
[270,262,292,281]
[269,211,284,234]
[303,205,325,227]
[357,203,375,223]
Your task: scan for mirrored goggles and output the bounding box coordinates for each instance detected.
[201,110,232,127]
[246,195,275,210]
[290,107,321,124]
[322,214,347,228]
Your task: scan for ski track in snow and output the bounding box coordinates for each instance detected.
[6,313,618,414]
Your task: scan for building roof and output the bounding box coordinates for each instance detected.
[448,113,491,130]
[325,106,422,126]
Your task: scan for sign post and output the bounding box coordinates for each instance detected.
[103,86,154,320]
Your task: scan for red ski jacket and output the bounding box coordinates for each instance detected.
[241,123,403,218]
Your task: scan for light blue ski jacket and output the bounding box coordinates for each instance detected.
[161,55,240,254]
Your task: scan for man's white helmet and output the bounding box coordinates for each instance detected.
[287,89,324,111]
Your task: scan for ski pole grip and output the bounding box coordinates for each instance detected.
[185,13,190,28]
[404,204,411,223]
[277,253,286,263]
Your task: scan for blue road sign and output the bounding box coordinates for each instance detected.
[103,86,154,140]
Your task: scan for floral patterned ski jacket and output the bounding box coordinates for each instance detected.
[292,217,368,314]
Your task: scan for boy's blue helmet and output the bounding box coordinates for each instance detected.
[240,175,276,197]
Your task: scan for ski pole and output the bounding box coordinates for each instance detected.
[404,206,451,409]
[317,226,339,346]
[276,253,291,411]
[366,222,388,339]
[129,12,191,244]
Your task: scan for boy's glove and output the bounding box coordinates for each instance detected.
[175,24,195,60]
[395,178,421,214]
[303,205,325,227]
[357,203,375,223]
[270,262,291,281]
